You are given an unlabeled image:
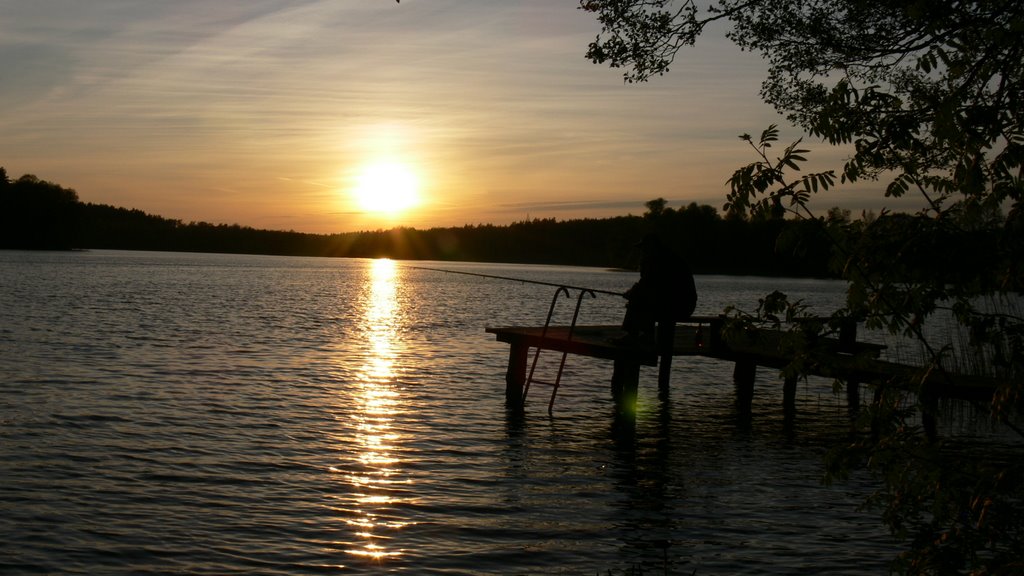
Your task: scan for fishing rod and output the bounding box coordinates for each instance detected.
[402,264,627,297]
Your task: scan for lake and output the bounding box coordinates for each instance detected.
[0,250,896,574]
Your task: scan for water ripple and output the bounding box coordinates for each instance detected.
[0,251,899,574]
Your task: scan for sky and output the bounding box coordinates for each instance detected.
[0,1,920,233]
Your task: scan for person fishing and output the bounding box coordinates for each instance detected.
[615,233,697,348]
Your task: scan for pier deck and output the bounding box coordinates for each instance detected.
[487,317,998,431]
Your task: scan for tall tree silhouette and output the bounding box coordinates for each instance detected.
[1,170,80,250]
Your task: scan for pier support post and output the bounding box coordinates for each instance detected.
[846,380,861,418]
[838,320,863,420]
[921,386,939,442]
[611,358,640,419]
[870,386,884,439]
[734,358,756,414]
[783,375,797,415]
[656,320,676,395]
[504,343,528,407]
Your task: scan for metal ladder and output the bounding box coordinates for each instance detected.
[522,286,596,414]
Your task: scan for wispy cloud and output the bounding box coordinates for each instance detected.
[0,1,899,232]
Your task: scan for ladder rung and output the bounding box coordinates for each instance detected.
[527,379,558,388]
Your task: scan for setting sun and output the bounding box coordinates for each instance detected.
[352,161,420,215]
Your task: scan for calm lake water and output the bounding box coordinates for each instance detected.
[0,250,897,575]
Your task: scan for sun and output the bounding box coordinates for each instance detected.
[352,161,420,215]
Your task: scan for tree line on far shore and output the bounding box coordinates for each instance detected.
[3,166,848,277]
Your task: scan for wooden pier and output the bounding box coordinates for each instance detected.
[487,316,999,431]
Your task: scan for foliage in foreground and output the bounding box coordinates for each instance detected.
[583,0,1024,572]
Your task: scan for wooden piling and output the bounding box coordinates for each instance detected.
[504,342,528,407]
[734,358,756,414]
[846,380,861,418]
[611,358,640,419]
[783,375,798,415]
[656,320,676,394]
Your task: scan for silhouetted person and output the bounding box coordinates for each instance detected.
[617,233,697,345]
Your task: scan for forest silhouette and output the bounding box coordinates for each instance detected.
[3,166,841,277]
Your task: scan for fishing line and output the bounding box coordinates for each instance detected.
[402,264,626,297]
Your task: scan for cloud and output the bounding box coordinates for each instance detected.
[0,0,799,233]
[0,43,77,109]
[495,198,652,214]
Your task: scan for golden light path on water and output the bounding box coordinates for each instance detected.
[342,258,410,562]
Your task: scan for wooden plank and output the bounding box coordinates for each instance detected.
[486,325,661,365]
[504,342,528,406]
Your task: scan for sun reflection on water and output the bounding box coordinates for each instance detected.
[340,258,410,561]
